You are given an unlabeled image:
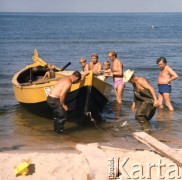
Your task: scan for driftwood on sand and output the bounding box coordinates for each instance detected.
[133,132,182,167]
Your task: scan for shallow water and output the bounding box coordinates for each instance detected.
[0,13,182,151]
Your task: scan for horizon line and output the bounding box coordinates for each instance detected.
[0,11,182,13]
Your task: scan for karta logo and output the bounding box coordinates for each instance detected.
[108,158,181,179]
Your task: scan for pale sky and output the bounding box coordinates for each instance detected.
[0,0,182,13]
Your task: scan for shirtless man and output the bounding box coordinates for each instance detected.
[47,71,86,133]
[156,57,178,111]
[108,50,125,104]
[89,53,102,75]
[123,69,159,130]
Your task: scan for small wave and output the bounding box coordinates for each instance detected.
[0,104,19,114]
[0,73,13,78]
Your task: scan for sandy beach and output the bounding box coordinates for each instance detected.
[0,140,181,180]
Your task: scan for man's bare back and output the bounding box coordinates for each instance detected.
[49,77,72,110]
[50,77,72,98]
[133,77,148,91]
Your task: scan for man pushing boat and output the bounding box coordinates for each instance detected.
[47,71,88,134]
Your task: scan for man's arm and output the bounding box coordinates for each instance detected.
[85,64,90,72]
[81,72,89,80]
[131,92,138,111]
[137,78,159,107]
[167,66,178,83]
[59,84,71,110]
[97,63,102,72]
[42,71,49,79]
[131,102,136,111]
[89,62,93,70]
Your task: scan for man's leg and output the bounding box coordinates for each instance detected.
[158,93,164,109]
[115,85,124,104]
[47,96,67,133]
[163,93,174,111]
[147,105,156,121]
[54,118,65,134]
[53,107,67,133]
[114,88,118,102]
[135,102,151,130]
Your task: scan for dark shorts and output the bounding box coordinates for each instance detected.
[158,84,171,93]
[47,96,66,119]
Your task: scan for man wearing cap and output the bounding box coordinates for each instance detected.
[123,69,159,130]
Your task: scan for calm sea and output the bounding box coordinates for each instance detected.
[0,13,181,150]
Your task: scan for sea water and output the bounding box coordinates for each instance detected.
[0,13,182,150]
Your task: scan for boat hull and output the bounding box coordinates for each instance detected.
[19,85,108,124]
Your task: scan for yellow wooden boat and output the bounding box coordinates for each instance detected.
[12,50,113,123]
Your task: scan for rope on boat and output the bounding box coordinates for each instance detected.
[85,112,95,122]
[85,112,102,130]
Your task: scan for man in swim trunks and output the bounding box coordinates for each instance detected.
[156,57,178,111]
[108,50,125,104]
[123,69,159,130]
